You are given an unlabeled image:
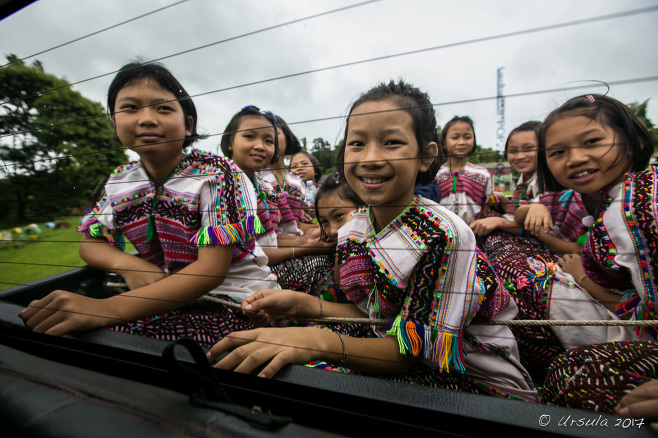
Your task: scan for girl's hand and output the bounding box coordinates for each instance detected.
[615,380,658,431]
[469,217,506,237]
[242,289,316,326]
[557,253,584,279]
[208,327,322,378]
[301,209,314,224]
[524,204,554,236]
[18,291,120,336]
[302,228,335,255]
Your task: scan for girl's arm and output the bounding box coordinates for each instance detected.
[19,244,234,336]
[241,288,365,326]
[208,326,415,378]
[536,233,583,257]
[78,235,166,289]
[469,217,521,237]
[263,229,335,265]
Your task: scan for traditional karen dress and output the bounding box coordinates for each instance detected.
[435,162,493,224]
[78,149,277,347]
[530,168,658,411]
[527,169,658,348]
[330,196,538,401]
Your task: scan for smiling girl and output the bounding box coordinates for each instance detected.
[207,81,537,401]
[19,63,276,345]
[290,151,322,186]
[469,121,540,237]
[219,106,334,294]
[522,94,656,349]
[523,94,658,413]
[434,116,494,223]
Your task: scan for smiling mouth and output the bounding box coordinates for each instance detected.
[361,177,390,184]
[570,169,597,179]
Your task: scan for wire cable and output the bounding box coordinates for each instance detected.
[1,74,656,170]
[0,0,191,69]
[0,0,383,107]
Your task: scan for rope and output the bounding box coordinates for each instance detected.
[199,295,658,327]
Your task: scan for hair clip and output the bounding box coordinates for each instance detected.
[587,95,595,103]
[263,110,279,126]
[241,105,279,126]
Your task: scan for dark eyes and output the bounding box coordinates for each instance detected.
[584,137,603,146]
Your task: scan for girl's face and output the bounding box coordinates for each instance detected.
[229,115,276,176]
[316,192,357,243]
[506,131,538,177]
[113,78,192,159]
[444,121,474,159]
[344,100,434,223]
[290,153,315,183]
[545,115,626,199]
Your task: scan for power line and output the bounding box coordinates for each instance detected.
[0,0,191,69]
[0,0,382,107]
[2,74,656,169]
[1,4,655,118]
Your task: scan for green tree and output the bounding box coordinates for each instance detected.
[299,136,340,176]
[470,146,502,164]
[0,56,127,222]
[627,99,658,152]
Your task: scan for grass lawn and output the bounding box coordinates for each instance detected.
[0,217,134,291]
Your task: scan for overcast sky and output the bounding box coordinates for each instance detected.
[1,0,657,161]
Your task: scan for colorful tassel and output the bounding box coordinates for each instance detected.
[576,233,589,247]
[191,215,264,247]
[88,222,124,251]
[367,285,380,313]
[559,190,574,208]
[146,213,156,242]
[386,317,465,373]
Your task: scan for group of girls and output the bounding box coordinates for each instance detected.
[17,61,657,425]
[433,94,657,419]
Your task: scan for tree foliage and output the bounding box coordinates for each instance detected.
[0,56,127,222]
[627,99,658,152]
[298,136,341,177]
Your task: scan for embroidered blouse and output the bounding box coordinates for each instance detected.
[337,197,510,372]
[78,149,277,298]
[581,168,658,338]
[435,162,493,223]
